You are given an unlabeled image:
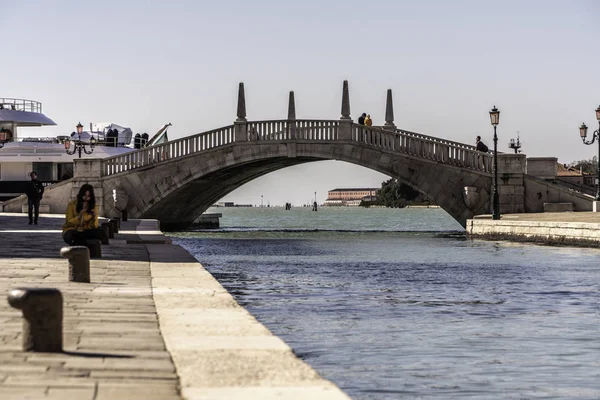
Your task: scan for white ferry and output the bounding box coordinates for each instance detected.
[0,97,170,201]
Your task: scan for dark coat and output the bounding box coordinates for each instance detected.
[358,116,365,125]
[476,141,488,152]
[25,179,44,199]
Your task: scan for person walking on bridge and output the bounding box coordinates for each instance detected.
[365,114,373,127]
[25,172,44,225]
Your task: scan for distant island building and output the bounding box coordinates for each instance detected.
[324,188,378,206]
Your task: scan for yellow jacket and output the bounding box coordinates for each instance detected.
[365,116,372,126]
[63,199,99,232]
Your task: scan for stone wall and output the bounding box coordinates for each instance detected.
[526,157,558,179]
[0,179,73,214]
[497,154,526,214]
[466,219,600,247]
[523,175,594,212]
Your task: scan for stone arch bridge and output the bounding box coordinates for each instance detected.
[2,81,592,229]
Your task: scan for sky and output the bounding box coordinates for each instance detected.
[2,0,599,206]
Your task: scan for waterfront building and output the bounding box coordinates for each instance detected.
[324,188,378,206]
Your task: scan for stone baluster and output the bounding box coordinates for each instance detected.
[234,82,248,142]
[8,288,63,352]
[384,89,395,130]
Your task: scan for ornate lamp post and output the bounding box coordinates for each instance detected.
[64,122,96,158]
[578,105,600,201]
[489,106,500,220]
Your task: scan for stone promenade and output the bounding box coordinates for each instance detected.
[0,213,350,400]
[0,213,180,400]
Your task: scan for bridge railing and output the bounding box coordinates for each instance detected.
[352,125,492,173]
[102,125,235,176]
[247,120,339,141]
[101,118,491,177]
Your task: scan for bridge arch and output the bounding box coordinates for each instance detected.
[98,126,493,230]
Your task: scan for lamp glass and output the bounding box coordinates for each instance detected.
[579,123,588,138]
[595,106,600,121]
[489,106,500,126]
[64,141,71,150]
[90,136,97,147]
[76,123,83,134]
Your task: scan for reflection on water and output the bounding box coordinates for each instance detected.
[171,207,600,399]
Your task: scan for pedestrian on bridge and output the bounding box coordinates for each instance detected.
[476,136,488,153]
[365,114,372,126]
[475,136,489,169]
[358,113,367,125]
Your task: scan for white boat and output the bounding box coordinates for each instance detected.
[0,97,170,201]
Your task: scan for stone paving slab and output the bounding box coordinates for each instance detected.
[0,213,181,399]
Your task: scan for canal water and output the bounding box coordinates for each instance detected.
[170,207,600,399]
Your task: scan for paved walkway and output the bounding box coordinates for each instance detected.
[474,211,600,223]
[0,213,180,400]
[0,212,350,400]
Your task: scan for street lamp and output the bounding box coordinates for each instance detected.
[578,105,600,200]
[489,106,500,220]
[65,122,96,158]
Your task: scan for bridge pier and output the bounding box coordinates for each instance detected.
[497,154,526,214]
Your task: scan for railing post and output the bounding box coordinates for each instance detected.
[384,89,396,130]
[339,80,353,141]
[288,91,296,140]
[234,82,248,142]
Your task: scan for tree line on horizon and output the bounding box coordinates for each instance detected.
[568,156,598,174]
[360,178,432,208]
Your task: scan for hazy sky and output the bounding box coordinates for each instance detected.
[2,0,599,205]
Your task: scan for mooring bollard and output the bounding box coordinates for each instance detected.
[109,219,119,234]
[86,239,102,259]
[60,246,90,283]
[101,222,114,239]
[113,217,121,230]
[8,288,63,352]
[121,209,128,222]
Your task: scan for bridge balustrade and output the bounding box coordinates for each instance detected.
[352,125,492,173]
[100,118,491,177]
[247,120,339,141]
[102,125,235,176]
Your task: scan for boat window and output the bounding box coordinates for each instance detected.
[58,163,74,181]
[32,162,54,181]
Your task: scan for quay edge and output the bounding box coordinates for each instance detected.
[466,218,600,248]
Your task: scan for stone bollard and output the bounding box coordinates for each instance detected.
[60,246,90,283]
[99,228,109,245]
[102,222,114,239]
[113,217,121,230]
[109,219,119,234]
[121,209,128,222]
[8,288,63,352]
[86,239,102,259]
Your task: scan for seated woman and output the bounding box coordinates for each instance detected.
[63,184,107,245]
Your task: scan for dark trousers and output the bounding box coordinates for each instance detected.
[63,228,107,246]
[27,197,41,223]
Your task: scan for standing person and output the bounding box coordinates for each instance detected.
[365,114,373,126]
[62,184,107,245]
[25,172,44,225]
[358,113,366,125]
[475,135,489,169]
